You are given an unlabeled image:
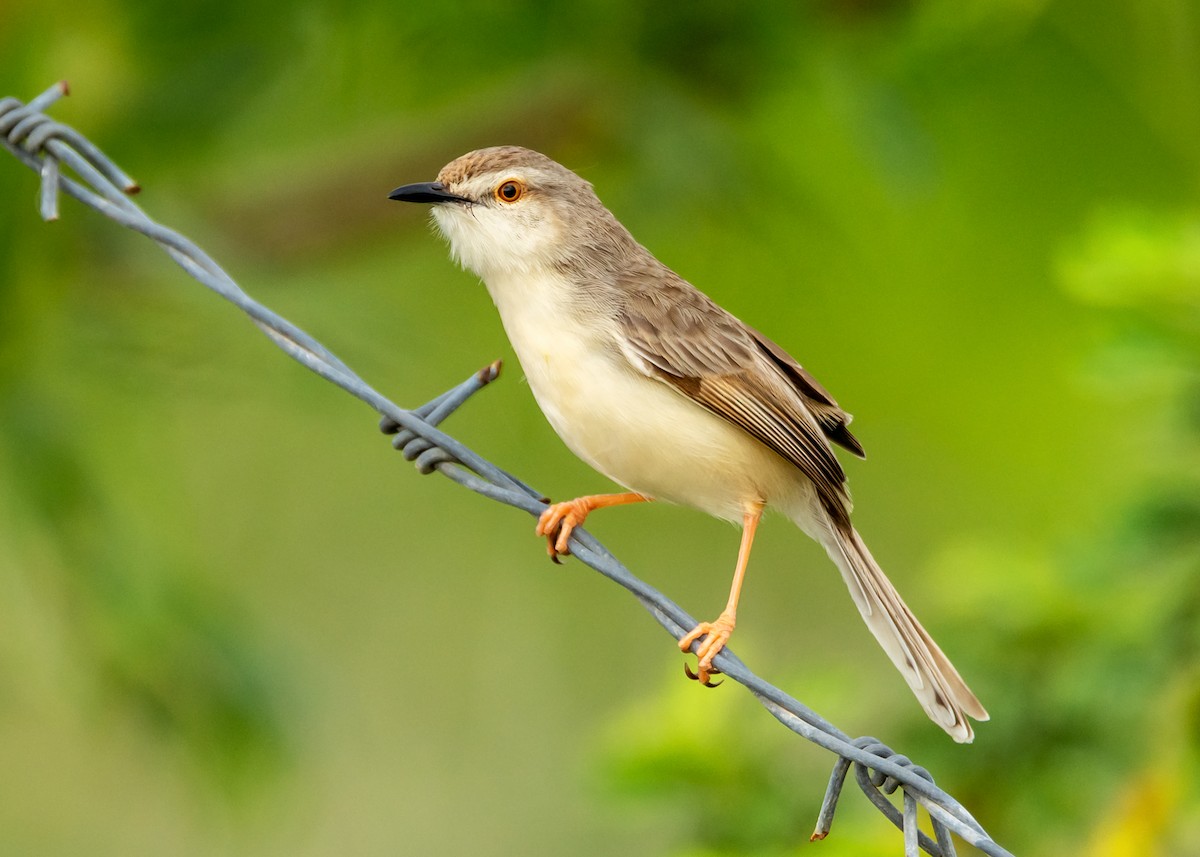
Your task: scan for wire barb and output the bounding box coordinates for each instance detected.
[813,736,962,856]
[2,84,1013,857]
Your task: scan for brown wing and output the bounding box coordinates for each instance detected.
[744,325,865,458]
[616,269,862,525]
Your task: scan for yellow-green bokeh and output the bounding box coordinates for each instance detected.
[2,3,1199,855]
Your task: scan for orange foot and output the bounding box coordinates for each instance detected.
[679,612,736,687]
[535,492,649,563]
[536,498,591,561]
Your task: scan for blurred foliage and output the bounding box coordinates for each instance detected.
[2,388,289,794]
[2,1,1200,856]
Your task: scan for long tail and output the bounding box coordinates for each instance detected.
[814,515,989,742]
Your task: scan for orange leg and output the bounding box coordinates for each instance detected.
[679,503,764,686]
[537,492,650,560]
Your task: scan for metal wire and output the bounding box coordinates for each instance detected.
[2,83,1014,857]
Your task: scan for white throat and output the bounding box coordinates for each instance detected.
[432,204,563,282]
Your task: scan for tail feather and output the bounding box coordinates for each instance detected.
[818,518,988,742]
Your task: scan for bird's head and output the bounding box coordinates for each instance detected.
[390,146,622,280]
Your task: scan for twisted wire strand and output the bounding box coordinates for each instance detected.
[1,84,1013,857]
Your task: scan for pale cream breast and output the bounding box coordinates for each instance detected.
[483,269,808,521]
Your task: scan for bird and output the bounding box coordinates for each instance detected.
[389,146,988,741]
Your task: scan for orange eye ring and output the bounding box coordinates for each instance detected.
[495,179,525,203]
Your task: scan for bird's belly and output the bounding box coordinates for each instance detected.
[549,372,795,520]
[496,297,801,521]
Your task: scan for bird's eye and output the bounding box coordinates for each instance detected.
[495,179,524,203]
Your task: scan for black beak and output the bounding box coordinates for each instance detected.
[388,181,470,204]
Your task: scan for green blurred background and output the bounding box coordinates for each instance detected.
[2,1,1198,855]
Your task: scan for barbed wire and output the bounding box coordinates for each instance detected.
[1,83,1013,857]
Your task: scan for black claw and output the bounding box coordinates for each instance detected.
[683,661,722,687]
